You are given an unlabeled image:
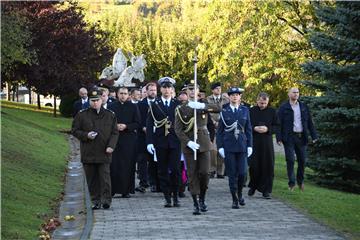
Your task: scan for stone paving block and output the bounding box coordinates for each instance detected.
[90,178,345,240]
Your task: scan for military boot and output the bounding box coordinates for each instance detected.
[199,189,208,212]
[231,191,239,209]
[192,194,201,215]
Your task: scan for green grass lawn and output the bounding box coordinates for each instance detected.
[1,106,72,239]
[273,154,360,240]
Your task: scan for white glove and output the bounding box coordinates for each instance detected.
[188,101,205,109]
[147,144,155,155]
[247,147,253,157]
[187,141,200,152]
[218,148,225,158]
[87,131,98,140]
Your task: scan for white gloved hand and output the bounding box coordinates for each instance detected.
[247,147,253,157]
[188,101,205,109]
[187,141,200,152]
[147,144,155,155]
[218,148,225,158]
[87,131,98,140]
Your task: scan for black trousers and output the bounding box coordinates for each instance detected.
[137,152,149,187]
[155,146,181,195]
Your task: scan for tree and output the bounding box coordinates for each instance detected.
[302,2,360,193]
[1,2,35,100]
[14,1,112,116]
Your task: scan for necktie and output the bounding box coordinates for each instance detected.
[165,100,169,107]
[234,107,238,113]
[216,97,220,103]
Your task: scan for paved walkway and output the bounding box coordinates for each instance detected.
[90,178,344,240]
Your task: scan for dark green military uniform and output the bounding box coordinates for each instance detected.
[72,107,119,207]
[175,100,220,213]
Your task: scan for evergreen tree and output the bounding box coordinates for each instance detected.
[302,2,360,193]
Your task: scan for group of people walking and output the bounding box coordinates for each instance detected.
[71,78,317,215]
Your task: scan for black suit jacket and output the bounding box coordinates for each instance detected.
[73,99,90,117]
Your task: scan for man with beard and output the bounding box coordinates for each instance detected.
[248,92,279,199]
[108,87,141,198]
[135,82,160,193]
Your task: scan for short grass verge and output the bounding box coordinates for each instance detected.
[273,154,360,240]
[1,107,72,239]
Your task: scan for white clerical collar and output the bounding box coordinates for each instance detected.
[131,100,138,104]
[82,97,88,104]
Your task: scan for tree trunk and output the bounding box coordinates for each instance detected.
[53,96,57,117]
[12,84,16,101]
[37,94,41,109]
[28,87,32,104]
[16,85,19,102]
[7,82,11,101]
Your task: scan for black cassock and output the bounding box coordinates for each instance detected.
[248,106,279,194]
[108,101,140,195]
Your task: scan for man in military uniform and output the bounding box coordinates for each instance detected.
[217,87,253,209]
[72,88,119,209]
[207,82,229,178]
[146,77,182,207]
[175,83,220,215]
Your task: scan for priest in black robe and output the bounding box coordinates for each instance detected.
[248,92,279,199]
[108,87,141,198]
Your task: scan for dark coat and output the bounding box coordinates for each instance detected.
[137,98,151,153]
[216,104,253,153]
[146,97,181,149]
[73,99,90,117]
[276,100,317,145]
[71,107,119,163]
[108,100,141,195]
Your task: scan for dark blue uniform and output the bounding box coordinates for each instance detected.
[217,104,252,203]
[146,97,181,201]
[137,98,160,190]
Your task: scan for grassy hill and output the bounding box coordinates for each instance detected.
[1,106,72,239]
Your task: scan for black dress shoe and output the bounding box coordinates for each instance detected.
[209,171,215,178]
[239,197,245,206]
[262,192,271,199]
[102,203,110,209]
[199,200,208,212]
[248,188,255,196]
[121,194,131,198]
[92,203,101,210]
[173,199,180,207]
[217,174,224,179]
[164,200,172,207]
[178,192,186,198]
[135,186,146,193]
[150,185,157,192]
